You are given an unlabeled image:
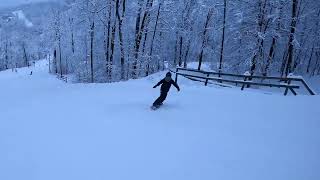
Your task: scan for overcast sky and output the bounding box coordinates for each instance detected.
[0,0,59,8]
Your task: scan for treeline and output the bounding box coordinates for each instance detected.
[0,15,47,71]
[0,2,64,71]
[1,0,319,82]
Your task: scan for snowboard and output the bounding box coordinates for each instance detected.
[150,104,163,110]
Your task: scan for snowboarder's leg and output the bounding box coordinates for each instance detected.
[153,92,167,106]
[153,95,162,106]
[158,92,168,105]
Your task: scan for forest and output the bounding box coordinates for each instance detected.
[0,0,319,83]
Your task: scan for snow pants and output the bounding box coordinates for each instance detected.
[153,91,168,106]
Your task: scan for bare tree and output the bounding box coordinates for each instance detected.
[198,8,214,70]
[132,0,153,78]
[282,0,299,76]
[218,0,227,73]
[116,0,126,80]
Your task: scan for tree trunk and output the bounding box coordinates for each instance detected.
[109,17,116,81]
[174,37,178,67]
[250,0,268,75]
[306,9,320,74]
[263,37,276,76]
[48,54,51,73]
[312,52,320,76]
[158,28,164,71]
[53,49,57,74]
[141,15,151,55]
[5,39,8,70]
[284,0,298,76]
[184,40,190,68]
[90,21,95,83]
[133,0,153,78]
[198,9,213,70]
[149,3,161,58]
[280,49,287,75]
[147,2,161,75]
[218,0,227,73]
[58,37,62,77]
[306,45,314,73]
[132,0,144,78]
[69,18,75,54]
[179,36,183,67]
[263,2,283,76]
[116,0,126,80]
[22,43,29,67]
[105,1,112,81]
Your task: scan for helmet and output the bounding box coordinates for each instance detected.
[166,72,172,77]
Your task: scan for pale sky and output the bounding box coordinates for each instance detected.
[0,0,59,8]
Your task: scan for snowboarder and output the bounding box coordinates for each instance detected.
[152,72,180,109]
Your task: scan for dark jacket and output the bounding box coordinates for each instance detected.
[153,77,180,93]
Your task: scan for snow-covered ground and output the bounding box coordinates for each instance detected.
[306,75,320,94]
[0,60,320,180]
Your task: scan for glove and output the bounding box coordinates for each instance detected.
[153,86,157,88]
[177,88,180,92]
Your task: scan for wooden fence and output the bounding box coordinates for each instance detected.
[172,68,316,96]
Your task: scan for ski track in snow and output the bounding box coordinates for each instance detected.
[0,60,320,180]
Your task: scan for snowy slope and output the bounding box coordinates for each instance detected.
[0,60,319,180]
[12,10,33,27]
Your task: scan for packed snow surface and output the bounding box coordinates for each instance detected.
[0,60,319,180]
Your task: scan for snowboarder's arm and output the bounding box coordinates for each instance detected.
[153,79,164,88]
[172,80,180,91]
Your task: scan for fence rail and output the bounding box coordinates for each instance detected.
[172,68,316,96]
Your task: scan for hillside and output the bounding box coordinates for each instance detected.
[0,60,319,180]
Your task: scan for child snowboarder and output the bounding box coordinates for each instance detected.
[152,72,180,109]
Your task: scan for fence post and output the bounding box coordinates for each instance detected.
[175,68,179,83]
[218,69,223,83]
[241,71,251,90]
[205,73,210,86]
[284,79,292,96]
[241,77,247,90]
